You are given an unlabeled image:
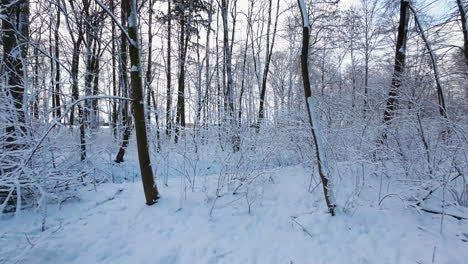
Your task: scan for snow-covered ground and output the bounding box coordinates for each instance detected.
[1,162,467,264]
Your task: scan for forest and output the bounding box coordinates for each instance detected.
[1,0,468,263]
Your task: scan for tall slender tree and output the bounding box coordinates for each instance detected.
[298,0,336,216]
[383,0,410,123]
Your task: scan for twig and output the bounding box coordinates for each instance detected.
[291,216,314,239]
[418,207,467,221]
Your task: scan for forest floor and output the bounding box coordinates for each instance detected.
[1,148,468,264]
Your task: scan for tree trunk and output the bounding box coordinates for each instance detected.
[456,0,468,67]
[111,0,118,138]
[115,0,132,163]
[166,0,172,137]
[146,0,154,126]
[124,0,160,205]
[2,0,29,147]
[410,5,447,118]
[298,0,336,216]
[203,0,213,135]
[54,5,61,119]
[221,0,239,151]
[383,0,410,123]
[174,0,189,143]
[256,0,280,130]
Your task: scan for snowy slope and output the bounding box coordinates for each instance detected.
[1,165,467,264]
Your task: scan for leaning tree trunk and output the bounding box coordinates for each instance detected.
[383,0,410,123]
[123,0,160,205]
[298,0,336,216]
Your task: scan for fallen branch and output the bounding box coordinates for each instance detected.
[291,216,314,239]
[416,170,463,206]
[419,207,468,221]
[95,188,124,207]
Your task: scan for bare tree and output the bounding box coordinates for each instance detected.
[409,4,447,118]
[298,0,336,216]
[256,0,280,130]
[2,0,30,148]
[456,0,468,67]
[383,0,410,124]
[166,0,173,137]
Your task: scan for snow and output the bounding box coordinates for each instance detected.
[1,163,467,264]
[298,0,310,29]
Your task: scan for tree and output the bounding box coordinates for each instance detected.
[383,0,410,124]
[53,3,62,119]
[220,0,240,151]
[359,0,382,116]
[409,4,447,118]
[124,0,160,204]
[298,0,336,216]
[115,0,131,163]
[97,0,160,205]
[172,0,209,143]
[166,0,173,137]
[2,0,29,149]
[256,0,280,130]
[63,0,88,160]
[456,0,468,67]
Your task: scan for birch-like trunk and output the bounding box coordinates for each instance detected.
[298,0,336,216]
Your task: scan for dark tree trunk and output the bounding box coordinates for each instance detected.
[383,0,410,123]
[54,5,62,119]
[69,31,86,160]
[115,0,132,163]
[410,5,447,118]
[2,0,29,147]
[124,0,160,205]
[146,0,154,127]
[298,0,336,216]
[166,0,172,137]
[174,0,188,143]
[456,0,468,67]
[256,0,280,130]
[111,0,118,138]
[220,0,239,151]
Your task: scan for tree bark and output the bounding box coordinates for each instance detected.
[54,5,62,119]
[174,0,189,143]
[221,0,239,151]
[298,0,336,216]
[383,0,410,123]
[111,0,118,138]
[166,0,172,137]
[256,0,280,130]
[2,0,29,147]
[115,0,132,163]
[410,5,447,118]
[123,0,160,205]
[456,0,468,67]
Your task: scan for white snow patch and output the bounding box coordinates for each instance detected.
[1,165,467,264]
